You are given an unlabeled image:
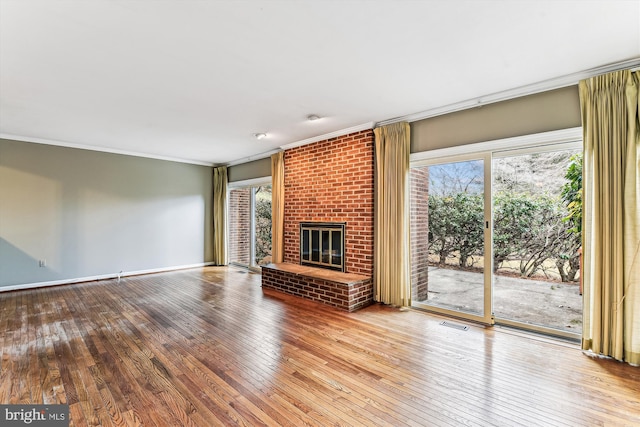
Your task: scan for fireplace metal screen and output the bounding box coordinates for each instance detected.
[300,222,345,272]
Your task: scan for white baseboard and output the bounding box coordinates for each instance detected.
[0,262,217,292]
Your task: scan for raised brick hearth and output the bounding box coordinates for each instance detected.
[261,129,375,311]
[262,263,372,312]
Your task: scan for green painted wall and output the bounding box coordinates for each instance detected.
[0,139,213,287]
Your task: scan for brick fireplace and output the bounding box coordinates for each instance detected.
[283,129,374,275]
[261,129,375,311]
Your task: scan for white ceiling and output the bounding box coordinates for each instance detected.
[1,0,639,166]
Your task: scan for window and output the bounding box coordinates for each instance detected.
[228,180,272,270]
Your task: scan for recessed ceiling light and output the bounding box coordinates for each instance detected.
[253,133,267,140]
[307,114,321,121]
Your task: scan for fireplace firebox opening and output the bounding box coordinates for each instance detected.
[300,222,346,272]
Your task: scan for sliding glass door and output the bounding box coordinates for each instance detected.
[228,182,272,270]
[492,147,582,335]
[410,142,582,337]
[410,154,493,325]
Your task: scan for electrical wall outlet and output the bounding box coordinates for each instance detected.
[38,259,46,267]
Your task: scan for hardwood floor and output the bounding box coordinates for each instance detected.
[1,267,639,426]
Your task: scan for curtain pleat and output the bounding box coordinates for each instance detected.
[374,122,411,307]
[271,152,285,264]
[580,70,640,365]
[212,166,228,266]
[623,72,640,365]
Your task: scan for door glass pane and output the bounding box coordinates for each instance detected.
[410,160,485,316]
[302,229,310,261]
[254,185,272,266]
[331,230,341,265]
[492,150,582,333]
[229,188,252,266]
[322,230,330,263]
[311,230,320,262]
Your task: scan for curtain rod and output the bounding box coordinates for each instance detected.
[377,57,640,127]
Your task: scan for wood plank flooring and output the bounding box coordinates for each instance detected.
[1,266,639,426]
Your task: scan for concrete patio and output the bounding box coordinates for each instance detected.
[418,267,583,334]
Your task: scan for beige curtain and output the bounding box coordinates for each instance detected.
[580,69,640,365]
[374,122,411,307]
[212,166,228,266]
[271,152,285,264]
